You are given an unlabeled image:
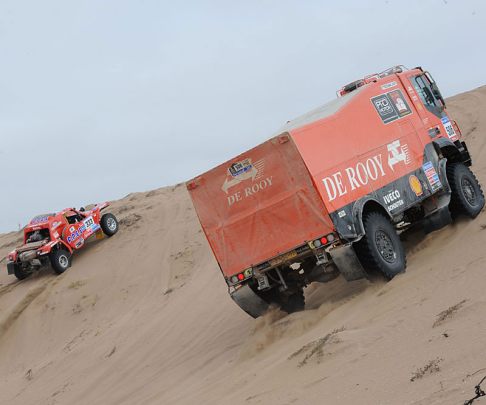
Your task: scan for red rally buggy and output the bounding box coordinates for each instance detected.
[5,202,119,280]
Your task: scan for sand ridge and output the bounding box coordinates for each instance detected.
[0,86,486,404]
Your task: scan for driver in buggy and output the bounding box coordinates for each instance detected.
[64,209,86,224]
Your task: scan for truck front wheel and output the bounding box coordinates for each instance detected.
[50,249,71,274]
[354,211,406,280]
[447,163,485,218]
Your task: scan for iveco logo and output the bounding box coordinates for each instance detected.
[383,190,401,205]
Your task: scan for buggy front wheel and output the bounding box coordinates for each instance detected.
[50,249,72,274]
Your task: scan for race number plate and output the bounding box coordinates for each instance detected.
[441,116,457,139]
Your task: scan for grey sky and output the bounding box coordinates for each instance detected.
[0,0,485,232]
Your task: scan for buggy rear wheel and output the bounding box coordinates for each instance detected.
[14,264,31,280]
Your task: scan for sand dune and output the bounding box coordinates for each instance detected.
[1,86,486,405]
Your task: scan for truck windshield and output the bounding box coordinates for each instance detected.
[412,75,443,118]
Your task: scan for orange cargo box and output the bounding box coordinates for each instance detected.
[188,134,334,278]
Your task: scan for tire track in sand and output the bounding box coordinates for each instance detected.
[0,282,49,338]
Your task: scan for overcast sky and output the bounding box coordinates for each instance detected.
[0,0,485,232]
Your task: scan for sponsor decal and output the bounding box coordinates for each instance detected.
[69,226,75,232]
[67,224,87,244]
[222,158,265,194]
[229,158,253,177]
[323,155,385,202]
[30,215,51,225]
[441,116,457,139]
[406,85,419,102]
[371,89,412,124]
[227,177,274,206]
[222,158,273,206]
[423,161,442,191]
[387,140,410,171]
[338,210,346,218]
[409,175,423,196]
[381,81,397,90]
[383,190,404,212]
[82,216,100,237]
[84,216,96,230]
[51,221,61,229]
[322,139,410,203]
[388,90,412,117]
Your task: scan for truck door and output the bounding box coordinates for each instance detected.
[406,72,458,142]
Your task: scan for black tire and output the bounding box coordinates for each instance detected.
[14,264,30,280]
[100,213,119,237]
[354,211,406,280]
[50,249,71,274]
[280,290,305,314]
[447,163,485,218]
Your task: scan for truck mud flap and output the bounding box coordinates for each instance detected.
[424,159,452,234]
[424,206,452,234]
[230,284,269,318]
[329,244,367,282]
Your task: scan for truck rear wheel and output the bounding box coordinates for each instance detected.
[101,213,119,237]
[447,163,485,218]
[354,211,406,280]
[280,291,305,314]
[50,249,71,274]
[251,283,305,315]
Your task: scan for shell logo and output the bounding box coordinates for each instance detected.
[409,175,423,196]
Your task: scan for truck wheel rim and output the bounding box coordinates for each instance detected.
[107,218,117,231]
[375,230,396,263]
[59,254,69,268]
[461,178,476,206]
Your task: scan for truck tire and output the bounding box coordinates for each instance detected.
[14,264,30,280]
[354,211,406,280]
[254,284,305,315]
[50,249,71,274]
[447,163,485,218]
[280,290,305,314]
[100,213,119,237]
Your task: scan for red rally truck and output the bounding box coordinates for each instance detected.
[187,66,485,317]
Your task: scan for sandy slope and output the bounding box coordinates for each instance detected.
[1,86,486,405]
